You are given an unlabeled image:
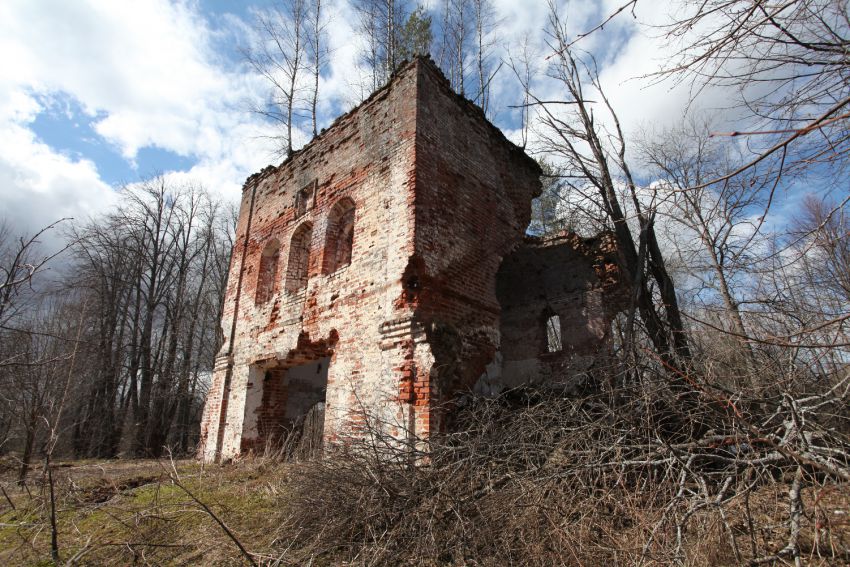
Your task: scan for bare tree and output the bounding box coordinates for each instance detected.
[655,0,850,181]
[0,220,73,469]
[793,195,850,311]
[508,38,540,150]
[439,0,471,96]
[638,117,773,374]
[437,0,499,108]
[307,0,329,138]
[530,2,691,371]
[527,159,603,237]
[472,0,498,115]
[1,319,58,483]
[40,297,86,563]
[0,293,87,484]
[0,220,68,330]
[69,212,146,458]
[353,0,413,90]
[245,0,309,157]
[67,178,230,458]
[750,195,850,360]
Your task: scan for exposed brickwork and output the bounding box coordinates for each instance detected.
[248,367,287,452]
[486,231,630,395]
[255,240,280,304]
[198,57,624,462]
[322,198,355,275]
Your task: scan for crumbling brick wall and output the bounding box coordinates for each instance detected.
[404,61,542,433]
[485,231,629,395]
[199,57,624,462]
[199,57,420,461]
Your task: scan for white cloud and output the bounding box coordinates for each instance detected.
[0,0,783,250]
[1,1,227,158]
[0,118,116,244]
[0,0,283,243]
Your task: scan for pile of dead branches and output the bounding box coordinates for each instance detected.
[279,363,850,566]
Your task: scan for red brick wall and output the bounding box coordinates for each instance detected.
[250,368,288,451]
[201,58,421,460]
[497,233,626,363]
[199,58,623,461]
[411,61,542,414]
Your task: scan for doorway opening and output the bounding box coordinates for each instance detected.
[247,356,330,457]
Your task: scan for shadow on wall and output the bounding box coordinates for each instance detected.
[481,232,628,396]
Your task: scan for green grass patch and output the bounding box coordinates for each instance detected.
[0,458,294,566]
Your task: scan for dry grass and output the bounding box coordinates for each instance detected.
[0,457,294,565]
[0,447,847,565]
[1,366,848,566]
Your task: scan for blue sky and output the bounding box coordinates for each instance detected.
[0,0,764,242]
[30,93,195,185]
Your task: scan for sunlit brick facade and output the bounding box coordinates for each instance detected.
[199,57,624,462]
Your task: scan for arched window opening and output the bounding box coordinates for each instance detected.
[545,314,563,353]
[286,222,313,293]
[255,239,280,304]
[323,198,356,274]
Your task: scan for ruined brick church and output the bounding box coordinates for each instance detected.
[199,57,624,462]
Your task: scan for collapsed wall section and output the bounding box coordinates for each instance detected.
[407,61,543,432]
[482,231,628,395]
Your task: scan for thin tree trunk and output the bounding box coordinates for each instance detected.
[311,0,321,137]
[387,0,396,75]
[17,413,37,485]
[475,0,486,113]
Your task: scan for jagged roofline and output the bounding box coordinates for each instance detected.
[242,55,541,191]
[524,230,617,250]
